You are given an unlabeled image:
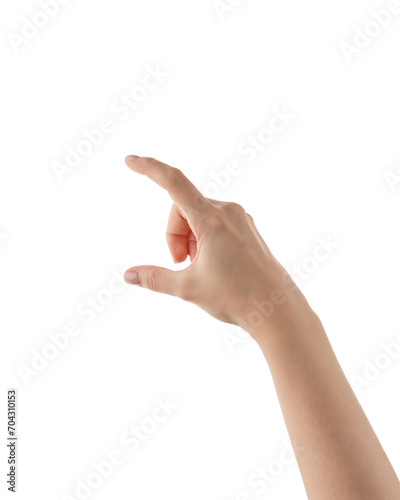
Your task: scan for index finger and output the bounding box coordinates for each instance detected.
[125,156,209,216]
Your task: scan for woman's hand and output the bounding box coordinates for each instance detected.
[123,156,400,500]
[123,156,313,338]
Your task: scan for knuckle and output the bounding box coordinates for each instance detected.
[192,194,211,212]
[167,167,186,187]
[144,269,158,292]
[207,211,225,230]
[223,201,246,216]
[207,199,223,208]
[139,156,154,163]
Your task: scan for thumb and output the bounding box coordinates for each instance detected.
[124,265,185,297]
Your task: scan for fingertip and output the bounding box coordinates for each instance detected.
[125,155,141,169]
[124,269,142,285]
[173,254,188,264]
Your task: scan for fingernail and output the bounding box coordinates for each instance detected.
[125,155,140,161]
[124,270,141,285]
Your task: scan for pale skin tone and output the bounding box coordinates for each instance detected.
[123,155,400,500]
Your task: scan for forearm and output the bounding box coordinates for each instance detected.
[250,308,400,499]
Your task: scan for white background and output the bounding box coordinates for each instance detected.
[1,0,400,499]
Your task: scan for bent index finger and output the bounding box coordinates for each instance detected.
[125,156,209,216]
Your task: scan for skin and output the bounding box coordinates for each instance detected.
[123,155,400,500]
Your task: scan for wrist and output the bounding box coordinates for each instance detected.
[239,285,323,346]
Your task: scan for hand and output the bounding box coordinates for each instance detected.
[123,157,400,500]
[124,156,313,337]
